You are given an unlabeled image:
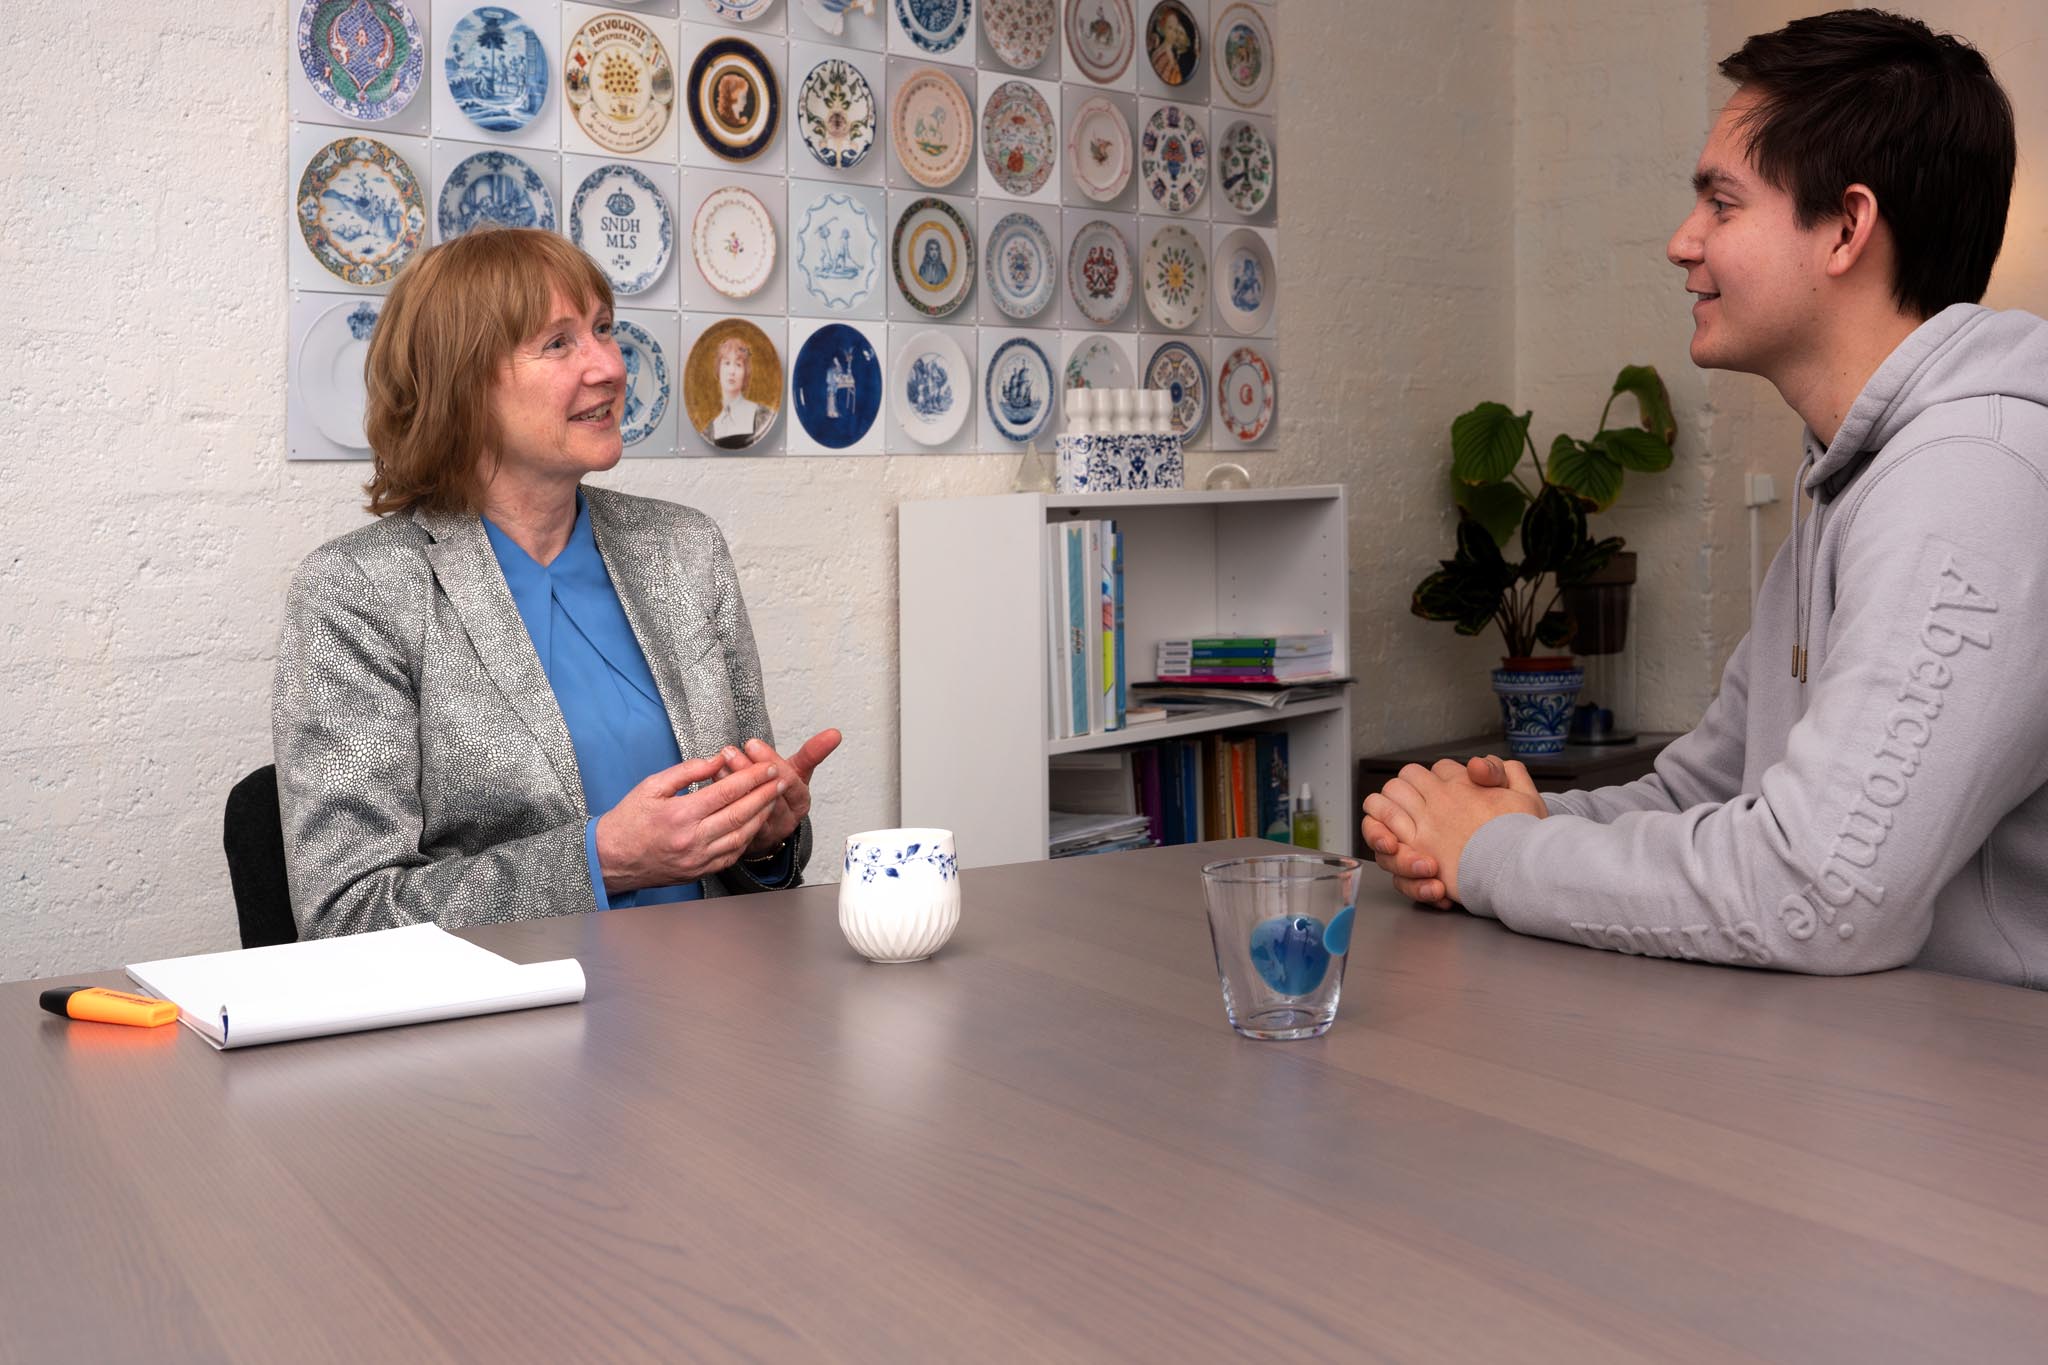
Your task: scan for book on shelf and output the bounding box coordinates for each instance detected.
[1128,679,1352,711]
[1157,631,1334,683]
[1044,517,1127,741]
[1048,728,1293,856]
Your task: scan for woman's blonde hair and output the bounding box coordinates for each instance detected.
[362,228,613,517]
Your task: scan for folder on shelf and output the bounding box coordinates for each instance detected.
[127,923,587,1050]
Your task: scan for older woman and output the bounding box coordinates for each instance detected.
[275,227,839,937]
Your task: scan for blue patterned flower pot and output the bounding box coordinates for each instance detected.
[1491,659,1585,758]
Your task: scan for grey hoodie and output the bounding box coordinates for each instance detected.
[1459,303,2048,987]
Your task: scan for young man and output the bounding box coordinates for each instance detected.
[1362,10,2048,986]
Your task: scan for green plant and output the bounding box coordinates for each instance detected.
[1411,366,1677,659]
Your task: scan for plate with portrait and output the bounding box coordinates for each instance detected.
[1064,0,1134,84]
[565,11,675,155]
[982,0,1054,71]
[296,136,429,286]
[685,319,783,451]
[298,0,425,122]
[1140,223,1205,331]
[1212,2,1273,109]
[983,210,1056,320]
[985,336,1055,443]
[892,196,975,317]
[688,37,780,162]
[1215,227,1274,334]
[795,191,881,311]
[891,66,974,188]
[894,0,972,55]
[613,319,672,448]
[793,323,883,449]
[297,298,384,450]
[1143,1,1199,87]
[437,150,556,240]
[1216,344,1274,442]
[1139,102,1206,213]
[445,6,548,133]
[570,163,674,296]
[1216,119,1273,215]
[797,58,876,170]
[980,80,1056,196]
[691,185,777,299]
[892,327,972,446]
[1144,338,1207,441]
[1064,218,1131,325]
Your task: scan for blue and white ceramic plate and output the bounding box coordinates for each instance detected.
[298,0,425,122]
[892,197,974,318]
[570,164,673,295]
[296,136,429,286]
[794,191,880,311]
[445,7,548,133]
[985,336,1053,443]
[437,150,555,240]
[297,298,383,449]
[894,0,971,54]
[1215,226,1274,334]
[892,328,971,446]
[613,318,671,447]
[799,0,868,38]
[983,211,1055,320]
[1144,338,1207,440]
[797,59,876,170]
[705,0,777,20]
[793,323,882,449]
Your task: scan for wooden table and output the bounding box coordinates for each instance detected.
[7,841,2048,1362]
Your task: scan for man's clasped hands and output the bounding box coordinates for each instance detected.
[1359,755,1550,907]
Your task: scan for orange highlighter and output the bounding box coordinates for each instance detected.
[40,987,179,1028]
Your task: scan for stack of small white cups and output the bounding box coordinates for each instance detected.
[1066,388,1174,436]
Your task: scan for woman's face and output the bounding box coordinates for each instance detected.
[488,289,626,485]
[719,348,749,398]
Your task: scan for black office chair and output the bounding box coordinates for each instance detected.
[224,765,298,949]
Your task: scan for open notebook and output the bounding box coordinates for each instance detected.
[128,923,586,1050]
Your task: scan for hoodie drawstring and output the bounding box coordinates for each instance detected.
[1791,450,1816,684]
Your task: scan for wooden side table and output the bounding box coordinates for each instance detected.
[1352,732,1680,856]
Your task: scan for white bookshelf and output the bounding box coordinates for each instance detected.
[899,486,1354,869]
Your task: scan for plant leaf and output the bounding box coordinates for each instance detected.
[1411,568,1466,621]
[1535,609,1578,649]
[1456,517,1511,581]
[1547,439,1625,511]
[1558,535,1626,587]
[1521,485,1587,576]
[1450,403,1530,485]
[1453,477,1529,548]
[1612,365,1677,445]
[1600,426,1674,473]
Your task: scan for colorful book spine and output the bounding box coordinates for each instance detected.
[1065,525,1088,736]
[1098,521,1118,732]
[1111,526,1127,729]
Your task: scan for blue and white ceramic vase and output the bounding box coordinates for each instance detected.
[1054,432,1186,493]
[1490,659,1585,758]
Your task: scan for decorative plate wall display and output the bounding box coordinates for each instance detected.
[793,323,883,448]
[894,0,972,55]
[891,67,974,188]
[298,298,383,449]
[1212,2,1272,109]
[985,336,1054,442]
[445,6,548,133]
[893,328,972,446]
[570,163,674,295]
[612,319,671,447]
[1063,334,1130,388]
[1144,338,1206,440]
[797,59,876,170]
[1216,343,1274,442]
[982,0,1054,70]
[565,12,675,155]
[794,191,881,311]
[983,211,1056,320]
[691,185,777,298]
[980,81,1056,196]
[705,0,778,20]
[1064,218,1131,324]
[296,136,429,286]
[684,318,783,450]
[438,151,555,240]
[1215,227,1274,333]
[1143,0,1200,87]
[298,0,425,122]
[1139,103,1206,213]
[1140,223,1204,331]
[1065,95,1131,202]
[892,197,975,316]
[1216,119,1273,214]
[1064,0,1135,84]
[688,38,780,161]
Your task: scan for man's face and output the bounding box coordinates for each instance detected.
[1668,88,1835,378]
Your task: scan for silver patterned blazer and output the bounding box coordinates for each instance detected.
[272,485,811,938]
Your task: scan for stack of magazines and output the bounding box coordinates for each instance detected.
[1049,811,1155,858]
[1155,633,1335,683]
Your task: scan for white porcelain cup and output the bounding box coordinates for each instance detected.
[838,828,961,963]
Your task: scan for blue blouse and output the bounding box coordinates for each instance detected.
[482,496,702,909]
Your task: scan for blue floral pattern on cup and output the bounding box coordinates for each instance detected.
[845,840,959,882]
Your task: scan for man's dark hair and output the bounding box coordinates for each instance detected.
[1720,8,2015,318]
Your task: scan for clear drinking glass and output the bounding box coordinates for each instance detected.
[1201,854,1363,1040]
